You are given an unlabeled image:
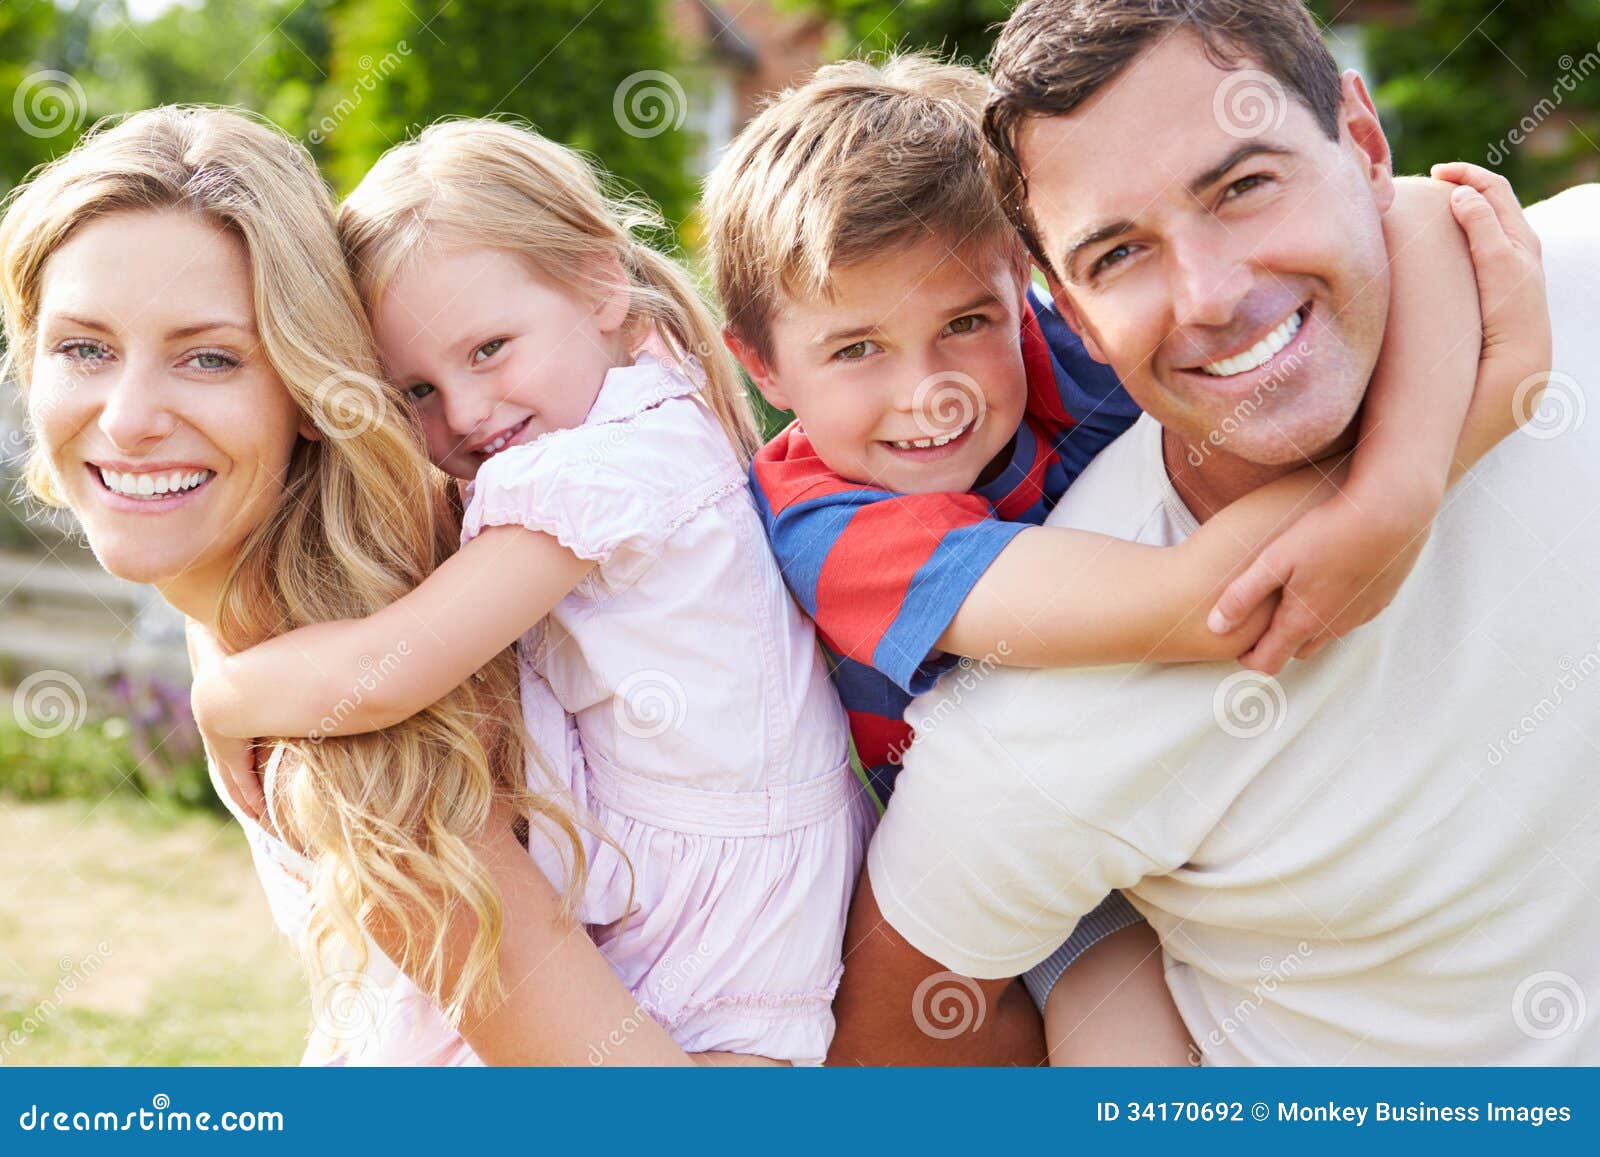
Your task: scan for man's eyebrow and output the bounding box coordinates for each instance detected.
[1055,143,1297,283]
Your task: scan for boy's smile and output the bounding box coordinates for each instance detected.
[734,239,1031,496]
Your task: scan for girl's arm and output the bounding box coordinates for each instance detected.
[938,172,1543,672]
[190,526,594,740]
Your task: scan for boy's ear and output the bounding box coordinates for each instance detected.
[1045,276,1111,365]
[724,327,791,411]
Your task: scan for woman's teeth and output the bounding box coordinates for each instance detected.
[1200,309,1303,378]
[99,468,212,499]
[889,424,969,451]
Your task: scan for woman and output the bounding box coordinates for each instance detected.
[0,105,697,1065]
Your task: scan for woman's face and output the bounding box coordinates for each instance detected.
[29,208,312,613]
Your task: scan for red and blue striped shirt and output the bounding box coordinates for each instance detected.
[750,288,1141,802]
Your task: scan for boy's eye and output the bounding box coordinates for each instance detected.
[405,382,436,402]
[834,339,878,362]
[945,314,984,335]
[472,338,506,364]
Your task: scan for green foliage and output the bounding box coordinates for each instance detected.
[788,0,1011,64]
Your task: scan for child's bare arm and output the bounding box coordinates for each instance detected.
[190,527,593,740]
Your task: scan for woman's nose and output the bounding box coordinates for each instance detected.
[96,359,179,451]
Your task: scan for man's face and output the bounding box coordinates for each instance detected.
[1017,31,1395,466]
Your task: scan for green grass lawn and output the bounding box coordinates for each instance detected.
[0,795,310,1065]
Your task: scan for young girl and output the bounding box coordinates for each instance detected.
[193,119,876,1066]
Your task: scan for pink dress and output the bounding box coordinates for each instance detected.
[460,349,875,1064]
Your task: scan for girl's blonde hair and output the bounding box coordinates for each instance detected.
[337,117,761,464]
[0,106,589,1026]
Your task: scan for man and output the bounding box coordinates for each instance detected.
[829,0,1599,1064]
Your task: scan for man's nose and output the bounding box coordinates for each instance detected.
[96,357,178,452]
[1168,230,1253,329]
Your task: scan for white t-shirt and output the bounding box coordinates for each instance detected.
[868,184,1600,1064]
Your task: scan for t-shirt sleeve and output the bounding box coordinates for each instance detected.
[757,481,1028,696]
[1027,285,1144,484]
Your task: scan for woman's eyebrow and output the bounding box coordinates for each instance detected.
[166,319,257,340]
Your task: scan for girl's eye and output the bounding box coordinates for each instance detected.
[834,339,878,362]
[1092,244,1136,278]
[58,340,113,364]
[406,382,436,402]
[185,350,238,372]
[945,314,984,336]
[472,338,506,364]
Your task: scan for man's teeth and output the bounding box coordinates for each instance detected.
[1200,310,1303,377]
[889,424,969,451]
[99,468,212,498]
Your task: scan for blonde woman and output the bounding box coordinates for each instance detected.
[0,105,701,1065]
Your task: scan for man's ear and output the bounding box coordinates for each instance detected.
[1045,276,1111,365]
[723,327,791,411]
[1339,70,1395,214]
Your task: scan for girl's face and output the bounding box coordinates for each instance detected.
[29,209,312,619]
[372,245,632,480]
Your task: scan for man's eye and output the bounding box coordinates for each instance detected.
[472,338,506,364]
[946,315,983,335]
[406,382,436,402]
[1092,244,1135,277]
[1225,173,1270,199]
[834,339,877,361]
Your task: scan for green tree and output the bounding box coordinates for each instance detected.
[318,0,695,222]
[791,0,1011,63]
[0,0,102,190]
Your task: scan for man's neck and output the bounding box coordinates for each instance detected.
[1161,423,1356,523]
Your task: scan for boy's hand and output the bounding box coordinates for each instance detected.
[1208,486,1428,675]
[186,620,266,823]
[1429,162,1552,451]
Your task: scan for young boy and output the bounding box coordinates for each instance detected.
[703,55,1523,1062]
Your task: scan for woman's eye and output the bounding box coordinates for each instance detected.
[406,382,436,402]
[945,315,984,335]
[834,339,877,362]
[472,338,506,364]
[185,351,238,372]
[58,340,112,364]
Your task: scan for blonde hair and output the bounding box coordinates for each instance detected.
[0,106,590,1026]
[337,118,760,464]
[703,54,1025,361]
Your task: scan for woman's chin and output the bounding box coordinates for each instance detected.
[84,533,200,588]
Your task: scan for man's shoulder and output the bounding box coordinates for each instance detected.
[1043,413,1193,544]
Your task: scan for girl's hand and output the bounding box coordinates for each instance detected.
[185,620,267,823]
[1429,162,1552,448]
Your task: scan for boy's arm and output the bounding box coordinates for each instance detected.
[190,527,593,740]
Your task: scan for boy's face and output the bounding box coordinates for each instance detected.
[736,239,1031,495]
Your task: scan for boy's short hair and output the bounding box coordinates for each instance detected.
[704,54,1023,362]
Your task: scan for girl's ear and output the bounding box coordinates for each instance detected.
[724,327,790,411]
[593,252,633,335]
